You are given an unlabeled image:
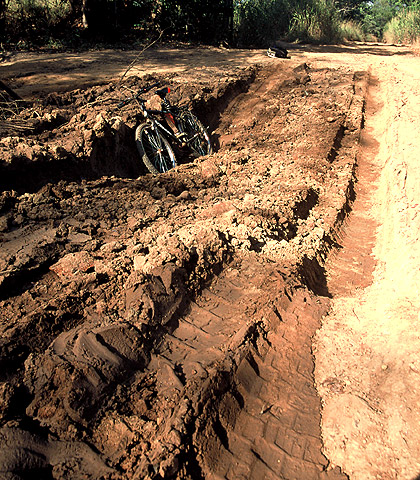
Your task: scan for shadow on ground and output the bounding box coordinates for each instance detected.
[287,42,413,57]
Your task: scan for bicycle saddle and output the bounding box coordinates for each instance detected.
[155,87,171,99]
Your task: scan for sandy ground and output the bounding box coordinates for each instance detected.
[312,48,420,479]
[1,41,420,479]
[1,46,274,99]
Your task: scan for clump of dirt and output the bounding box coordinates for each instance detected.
[0,68,257,192]
[0,58,367,479]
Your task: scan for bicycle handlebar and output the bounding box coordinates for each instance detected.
[117,98,132,108]
[117,81,161,109]
[137,81,161,95]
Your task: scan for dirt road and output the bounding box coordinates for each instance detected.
[0,42,419,479]
[312,48,420,479]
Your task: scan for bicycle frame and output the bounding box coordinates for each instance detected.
[117,84,212,173]
[133,98,201,149]
[144,113,179,144]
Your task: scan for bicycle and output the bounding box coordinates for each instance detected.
[117,82,212,175]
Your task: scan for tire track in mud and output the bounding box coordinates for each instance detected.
[136,63,368,477]
[0,58,368,479]
[122,251,345,479]
[168,256,348,480]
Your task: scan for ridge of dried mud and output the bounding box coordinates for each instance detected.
[0,50,368,479]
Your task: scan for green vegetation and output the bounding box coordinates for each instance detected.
[340,20,366,41]
[361,0,398,38]
[233,0,295,47]
[383,2,420,43]
[289,0,342,43]
[0,0,235,47]
[3,0,72,47]
[1,0,420,50]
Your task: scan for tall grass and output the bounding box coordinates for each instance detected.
[233,0,348,46]
[383,4,420,44]
[233,0,294,47]
[340,20,365,41]
[288,0,341,43]
[5,0,72,46]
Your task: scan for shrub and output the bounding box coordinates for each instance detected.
[340,19,365,41]
[289,0,342,43]
[4,0,72,45]
[383,5,420,44]
[233,0,294,47]
[361,0,397,39]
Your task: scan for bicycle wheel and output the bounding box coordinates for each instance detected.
[178,111,212,157]
[135,123,177,174]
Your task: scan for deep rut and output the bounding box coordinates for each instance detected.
[148,253,348,479]
[0,50,370,479]
[322,74,381,299]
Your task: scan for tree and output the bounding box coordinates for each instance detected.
[335,0,369,21]
[362,0,398,37]
[0,0,5,41]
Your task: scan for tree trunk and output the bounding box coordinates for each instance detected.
[80,0,117,38]
[82,0,89,28]
[0,80,22,101]
[0,0,5,42]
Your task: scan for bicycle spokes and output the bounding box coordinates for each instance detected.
[180,112,212,157]
[146,131,166,171]
[136,123,177,174]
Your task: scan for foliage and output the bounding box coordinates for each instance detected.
[4,0,71,45]
[3,0,420,49]
[154,0,234,44]
[289,0,342,43]
[360,0,398,38]
[340,19,365,40]
[383,1,420,43]
[1,0,234,46]
[233,0,298,47]
[335,0,367,21]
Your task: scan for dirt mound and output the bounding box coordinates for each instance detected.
[0,67,256,192]
[0,58,367,479]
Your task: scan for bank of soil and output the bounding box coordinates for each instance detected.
[0,43,418,479]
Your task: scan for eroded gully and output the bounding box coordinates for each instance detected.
[196,48,420,480]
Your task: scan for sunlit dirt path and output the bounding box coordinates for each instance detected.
[310,47,420,479]
[1,42,420,479]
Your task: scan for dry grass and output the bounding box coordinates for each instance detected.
[340,20,365,42]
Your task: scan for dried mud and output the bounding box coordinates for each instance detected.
[0,56,367,479]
